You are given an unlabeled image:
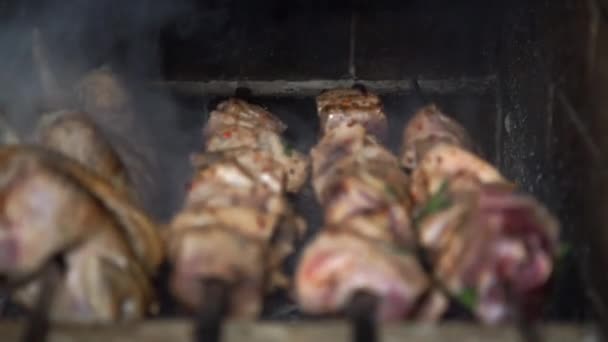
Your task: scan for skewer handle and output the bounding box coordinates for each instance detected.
[194,279,229,342]
[346,291,379,342]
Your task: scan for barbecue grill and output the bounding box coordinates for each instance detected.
[0,0,604,341]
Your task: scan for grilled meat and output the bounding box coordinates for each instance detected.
[33,110,133,196]
[403,106,559,324]
[15,215,156,322]
[416,184,558,323]
[316,88,388,140]
[169,99,307,317]
[296,89,430,321]
[400,104,473,170]
[311,123,413,244]
[297,230,428,320]
[0,34,162,322]
[410,143,508,206]
[203,98,308,193]
[0,146,162,322]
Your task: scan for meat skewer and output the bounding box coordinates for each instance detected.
[401,104,559,325]
[20,256,61,342]
[295,87,432,335]
[0,145,162,323]
[167,97,309,335]
[0,31,163,333]
[33,110,134,199]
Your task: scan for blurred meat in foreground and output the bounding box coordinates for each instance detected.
[403,104,559,324]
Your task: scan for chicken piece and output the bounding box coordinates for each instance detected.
[311,123,367,200]
[175,148,308,289]
[296,230,428,320]
[172,204,284,243]
[296,88,429,320]
[0,152,111,280]
[410,143,509,206]
[0,146,160,322]
[416,184,559,323]
[15,218,156,322]
[183,161,286,220]
[311,122,402,203]
[33,110,132,195]
[170,97,308,317]
[316,88,388,139]
[205,125,308,192]
[169,226,265,317]
[0,146,163,275]
[309,122,412,244]
[191,148,286,194]
[203,98,294,184]
[171,203,305,298]
[401,104,473,170]
[204,98,286,137]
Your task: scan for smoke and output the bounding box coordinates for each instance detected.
[0,0,199,220]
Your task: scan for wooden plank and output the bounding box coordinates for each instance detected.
[0,321,597,342]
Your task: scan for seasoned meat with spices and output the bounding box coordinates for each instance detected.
[316,88,388,139]
[296,230,428,320]
[401,104,473,170]
[169,98,308,317]
[410,143,508,206]
[296,88,429,320]
[416,185,558,323]
[204,100,308,193]
[402,109,559,324]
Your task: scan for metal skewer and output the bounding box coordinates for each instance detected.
[194,279,229,342]
[504,284,543,342]
[21,256,64,342]
[346,291,379,342]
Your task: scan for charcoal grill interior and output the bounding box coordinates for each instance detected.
[0,0,605,339]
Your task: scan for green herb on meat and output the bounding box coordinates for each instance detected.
[557,242,572,260]
[414,180,451,224]
[385,184,399,198]
[111,176,125,190]
[283,141,294,157]
[456,287,478,311]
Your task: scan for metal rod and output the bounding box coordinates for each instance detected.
[20,259,62,342]
[194,279,229,342]
[154,76,496,97]
[348,10,357,79]
[411,78,429,105]
[503,284,542,342]
[346,291,379,342]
